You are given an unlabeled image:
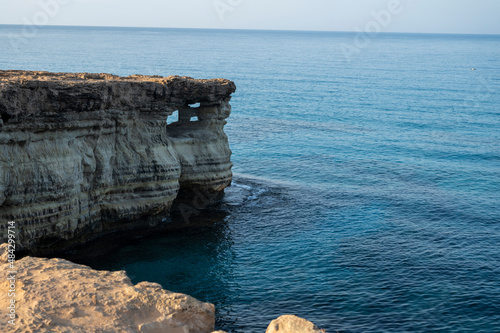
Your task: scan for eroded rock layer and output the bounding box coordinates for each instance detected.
[0,70,236,253]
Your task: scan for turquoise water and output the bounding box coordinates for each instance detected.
[1,26,500,332]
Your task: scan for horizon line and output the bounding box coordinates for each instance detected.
[1,23,500,37]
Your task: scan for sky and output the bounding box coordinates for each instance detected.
[1,0,500,35]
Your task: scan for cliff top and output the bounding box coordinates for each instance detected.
[0,70,234,86]
[0,70,236,118]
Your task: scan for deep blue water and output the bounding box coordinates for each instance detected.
[1,25,500,332]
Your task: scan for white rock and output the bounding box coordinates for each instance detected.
[266,315,325,333]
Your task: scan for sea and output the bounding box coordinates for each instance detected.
[1,25,499,332]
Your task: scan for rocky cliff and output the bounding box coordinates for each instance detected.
[0,70,236,253]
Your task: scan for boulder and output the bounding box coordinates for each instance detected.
[266,315,325,333]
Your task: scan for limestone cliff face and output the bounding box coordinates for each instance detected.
[0,70,236,253]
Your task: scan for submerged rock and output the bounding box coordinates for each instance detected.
[0,251,215,333]
[0,70,236,254]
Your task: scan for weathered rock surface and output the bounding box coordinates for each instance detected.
[0,70,236,253]
[0,244,216,333]
[266,315,325,333]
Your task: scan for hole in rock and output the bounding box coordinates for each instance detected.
[167,110,179,124]
[189,102,201,108]
[190,116,199,122]
[1,112,12,124]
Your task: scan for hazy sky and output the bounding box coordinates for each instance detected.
[1,0,500,34]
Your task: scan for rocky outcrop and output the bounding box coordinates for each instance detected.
[0,244,216,333]
[266,315,325,333]
[0,70,236,253]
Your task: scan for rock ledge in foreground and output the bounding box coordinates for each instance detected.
[0,244,215,333]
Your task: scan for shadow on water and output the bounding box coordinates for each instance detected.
[60,203,240,330]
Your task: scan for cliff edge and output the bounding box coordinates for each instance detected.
[0,70,236,253]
